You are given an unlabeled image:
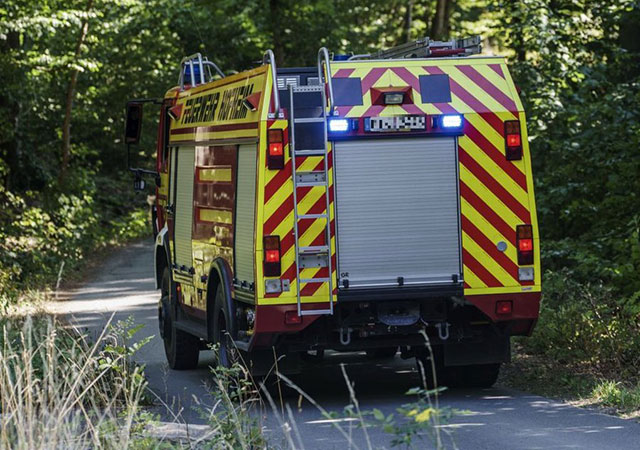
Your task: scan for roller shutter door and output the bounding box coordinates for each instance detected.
[234,144,257,284]
[333,137,462,289]
[173,146,195,270]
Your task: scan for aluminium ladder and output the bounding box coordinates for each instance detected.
[288,83,334,316]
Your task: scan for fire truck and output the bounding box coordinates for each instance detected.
[125,36,541,387]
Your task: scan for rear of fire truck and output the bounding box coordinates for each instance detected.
[250,37,541,387]
[131,37,541,387]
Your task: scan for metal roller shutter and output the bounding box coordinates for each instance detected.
[174,146,195,270]
[334,137,462,289]
[234,144,257,284]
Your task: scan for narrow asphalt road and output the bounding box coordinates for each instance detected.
[51,240,640,449]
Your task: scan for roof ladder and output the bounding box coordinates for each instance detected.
[289,81,334,317]
[349,35,482,60]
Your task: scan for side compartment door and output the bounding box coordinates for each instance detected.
[171,145,196,278]
[234,143,258,288]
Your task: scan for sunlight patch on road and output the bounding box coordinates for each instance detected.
[436,422,486,429]
[306,417,359,425]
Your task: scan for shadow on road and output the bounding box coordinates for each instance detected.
[50,240,640,449]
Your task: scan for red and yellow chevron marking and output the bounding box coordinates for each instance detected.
[256,58,540,304]
[256,120,337,306]
[328,58,540,296]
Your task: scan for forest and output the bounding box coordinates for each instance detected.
[1,0,639,402]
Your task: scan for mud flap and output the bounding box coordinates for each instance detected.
[443,335,510,367]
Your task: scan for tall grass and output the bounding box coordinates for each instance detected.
[0,314,150,449]
[219,330,456,450]
[0,306,454,449]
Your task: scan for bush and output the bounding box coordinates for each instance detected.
[0,171,151,305]
[522,269,640,376]
[591,380,640,412]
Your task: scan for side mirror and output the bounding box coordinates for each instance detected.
[133,174,146,191]
[125,103,143,145]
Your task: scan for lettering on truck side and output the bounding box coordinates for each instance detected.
[179,84,255,126]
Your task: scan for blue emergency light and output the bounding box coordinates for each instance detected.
[183,62,202,85]
[328,118,350,132]
[441,114,463,128]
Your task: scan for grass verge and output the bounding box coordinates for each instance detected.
[498,269,640,420]
[500,341,640,420]
[0,308,153,449]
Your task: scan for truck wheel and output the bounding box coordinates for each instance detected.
[161,267,200,370]
[444,363,501,388]
[366,347,398,359]
[213,284,238,369]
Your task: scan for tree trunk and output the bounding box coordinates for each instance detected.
[444,0,454,38]
[0,31,21,190]
[430,0,449,40]
[402,0,414,43]
[268,0,286,67]
[59,0,93,184]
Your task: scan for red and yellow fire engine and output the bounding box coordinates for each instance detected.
[125,36,541,386]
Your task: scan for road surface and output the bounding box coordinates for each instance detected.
[52,240,640,449]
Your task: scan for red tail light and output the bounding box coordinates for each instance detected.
[504,120,522,161]
[516,225,534,265]
[263,235,281,276]
[267,129,284,169]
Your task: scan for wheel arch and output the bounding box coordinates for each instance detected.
[154,225,170,289]
[206,257,236,342]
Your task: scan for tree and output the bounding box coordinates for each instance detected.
[60,0,94,184]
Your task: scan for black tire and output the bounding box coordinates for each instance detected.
[366,347,398,359]
[213,283,238,369]
[161,267,200,370]
[443,363,501,388]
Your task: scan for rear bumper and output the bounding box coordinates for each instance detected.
[465,291,541,322]
[252,291,541,345]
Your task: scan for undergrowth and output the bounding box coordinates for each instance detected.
[0,173,151,306]
[503,269,640,415]
[0,312,153,449]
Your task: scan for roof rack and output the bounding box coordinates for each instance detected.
[177,53,225,90]
[349,35,482,60]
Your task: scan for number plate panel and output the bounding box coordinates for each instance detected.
[365,115,426,132]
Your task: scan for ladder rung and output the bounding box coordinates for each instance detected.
[300,309,333,316]
[299,277,330,284]
[296,181,327,187]
[294,117,325,124]
[298,213,328,220]
[299,245,329,254]
[295,171,327,186]
[294,149,327,157]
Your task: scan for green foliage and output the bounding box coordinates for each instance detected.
[0,174,151,303]
[363,386,455,449]
[493,0,640,298]
[202,346,266,449]
[592,380,640,412]
[522,269,640,375]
